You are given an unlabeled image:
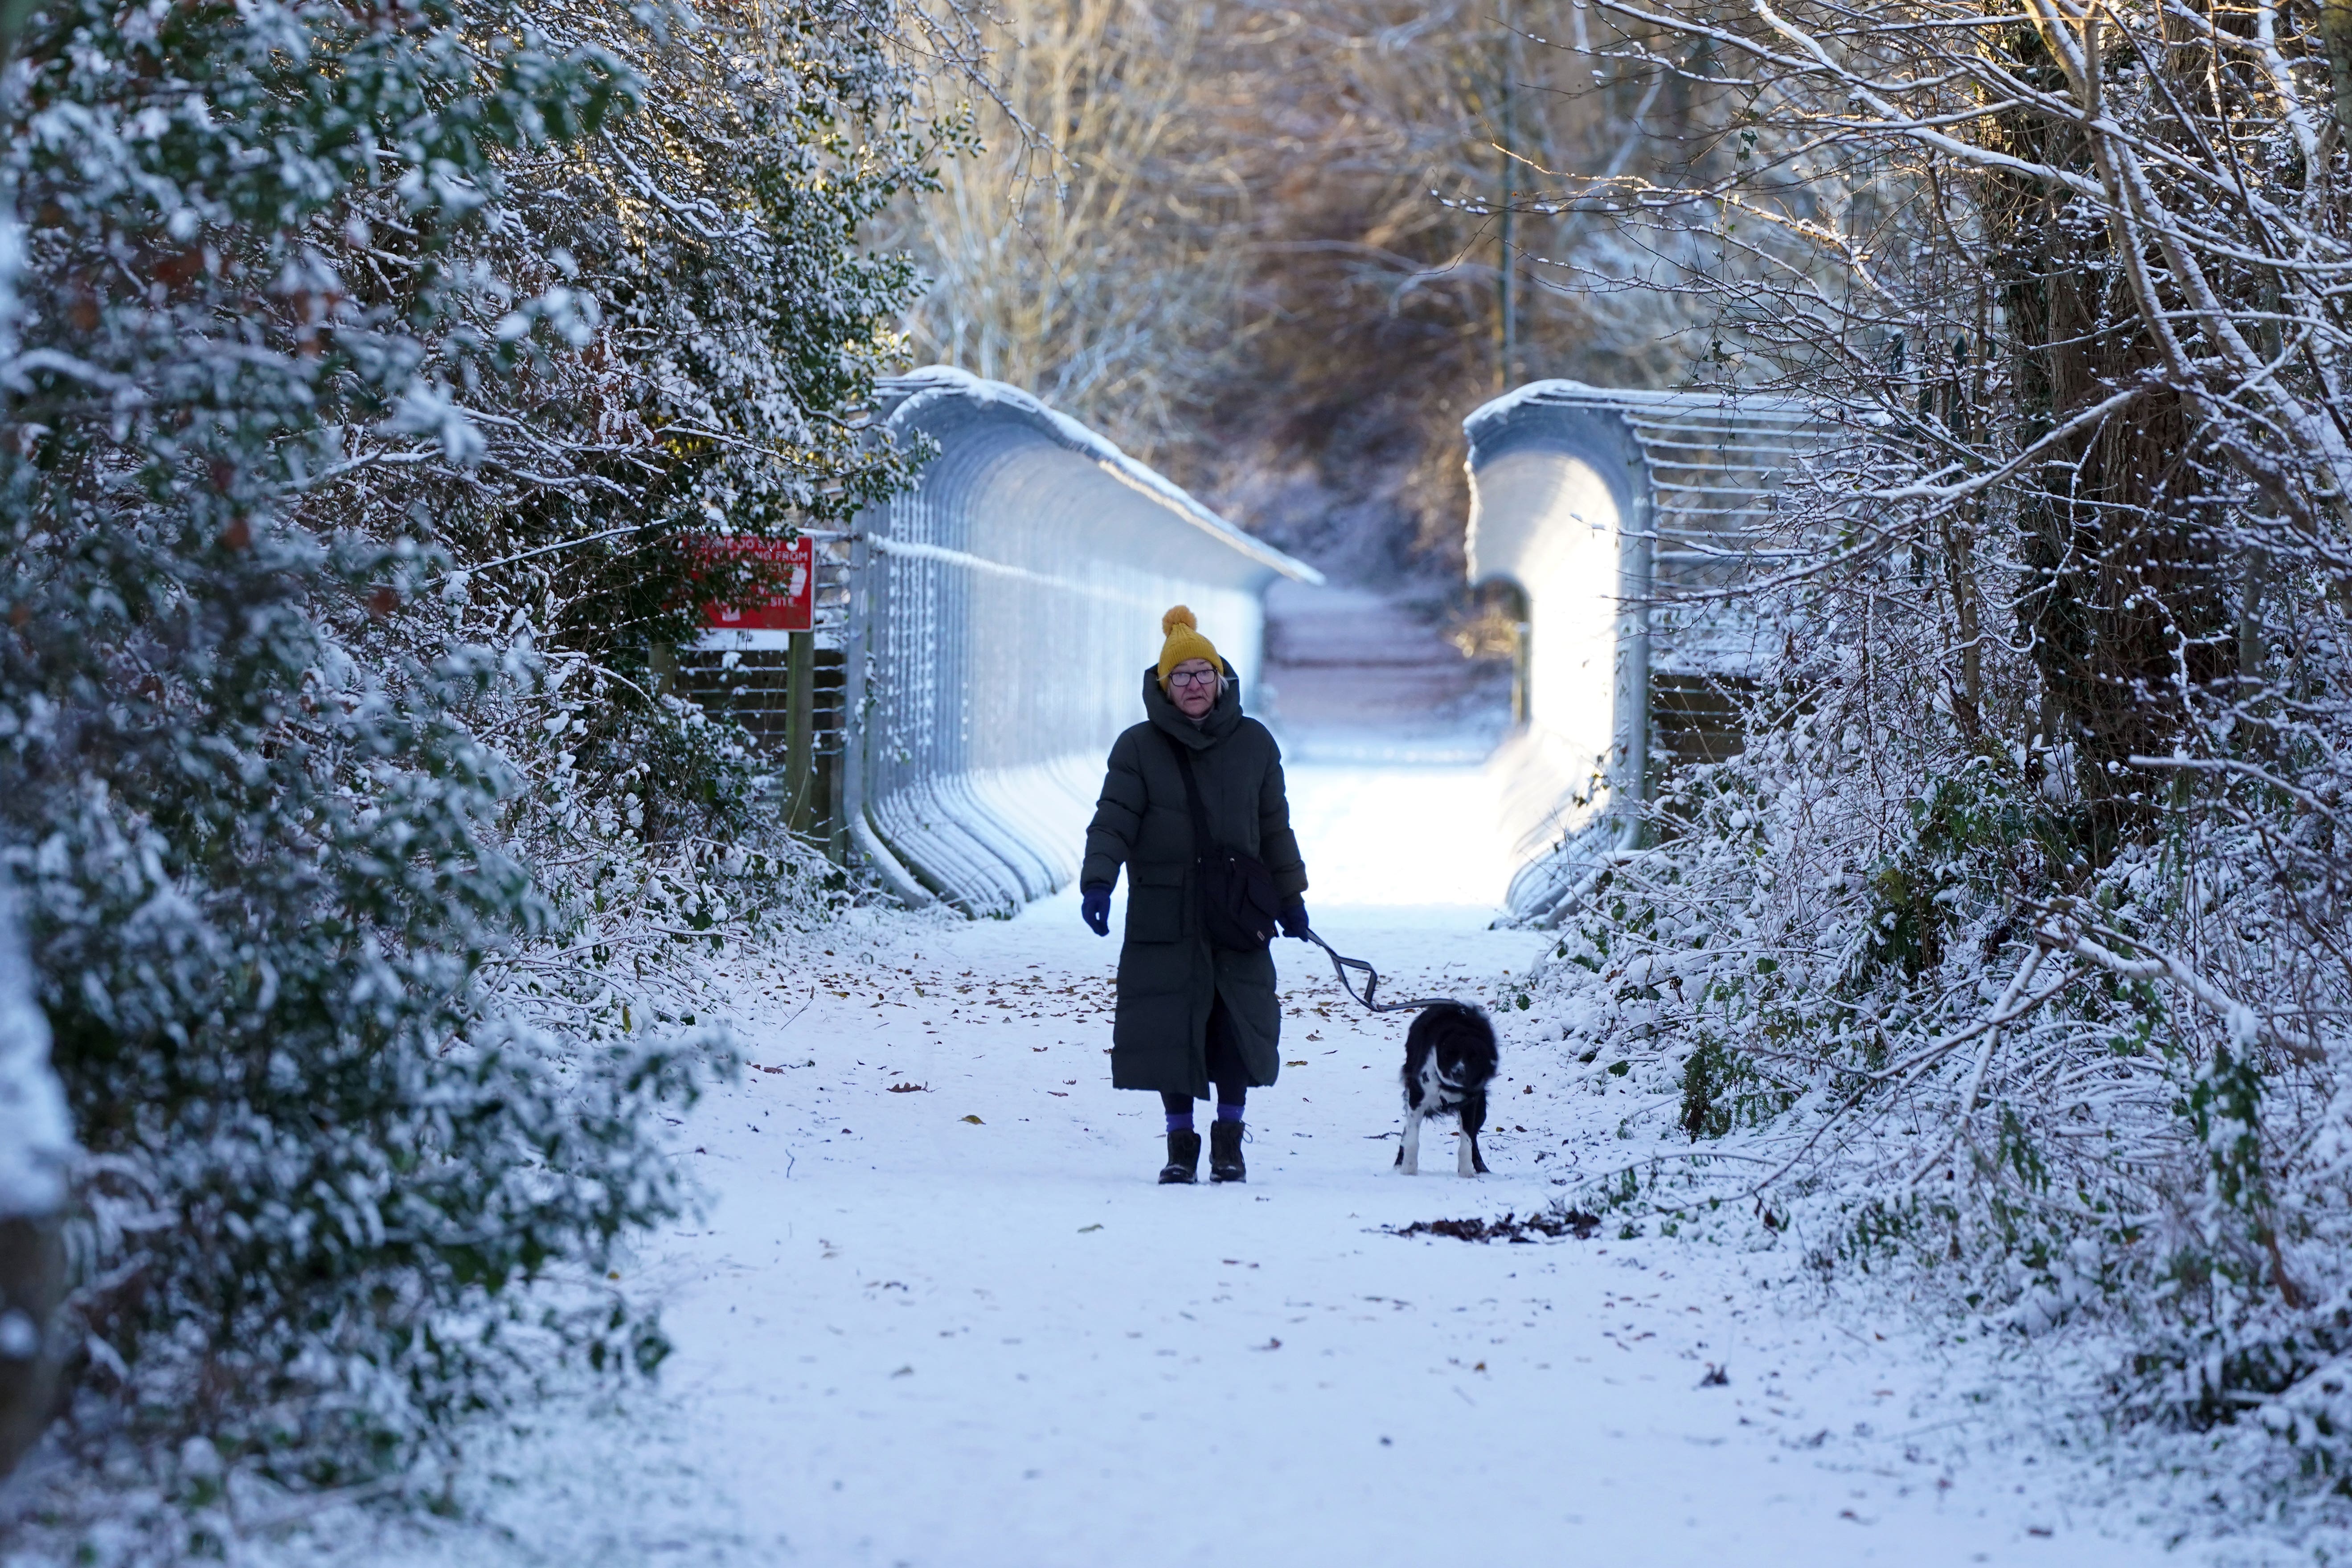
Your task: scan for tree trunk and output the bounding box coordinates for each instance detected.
[2320,0,2352,137]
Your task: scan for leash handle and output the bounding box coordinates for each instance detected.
[1301,929,1457,1015]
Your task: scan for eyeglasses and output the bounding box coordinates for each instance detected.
[1168,668,1218,689]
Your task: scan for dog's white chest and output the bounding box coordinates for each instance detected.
[1400,1061,1484,1177]
[1414,1055,1460,1109]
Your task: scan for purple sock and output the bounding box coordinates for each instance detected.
[1215,1100,1245,1124]
[1166,1109,1195,1134]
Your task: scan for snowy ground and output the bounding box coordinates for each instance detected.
[300,761,2221,1568]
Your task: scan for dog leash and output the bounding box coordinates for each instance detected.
[1300,929,1461,1015]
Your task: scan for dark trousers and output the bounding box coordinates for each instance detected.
[1161,991,1247,1115]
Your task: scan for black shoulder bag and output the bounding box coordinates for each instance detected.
[1161,731,1283,952]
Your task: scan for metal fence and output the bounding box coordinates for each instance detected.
[682,535,855,853]
[830,368,1319,916]
[1462,381,1849,922]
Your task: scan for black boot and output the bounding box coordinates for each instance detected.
[1209,1120,1246,1183]
[1159,1129,1201,1184]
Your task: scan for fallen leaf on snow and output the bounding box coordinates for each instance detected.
[1078,1223,1103,1233]
[961,1114,984,1124]
[887,1082,927,1093]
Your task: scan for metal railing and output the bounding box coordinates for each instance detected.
[836,368,1321,916]
[1463,381,1851,923]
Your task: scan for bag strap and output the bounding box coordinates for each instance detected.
[1160,729,1214,864]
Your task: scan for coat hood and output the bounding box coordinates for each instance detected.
[1141,660,1242,749]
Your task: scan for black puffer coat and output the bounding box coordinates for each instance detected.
[1080,666,1308,1099]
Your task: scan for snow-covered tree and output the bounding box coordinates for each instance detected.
[0,0,938,1501]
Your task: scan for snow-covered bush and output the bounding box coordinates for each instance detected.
[0,887,72,1482]
[1521,0,2352,1508]
[0,0,936,1500]
[1542,551,2352,1492]
[0,892,66,1229]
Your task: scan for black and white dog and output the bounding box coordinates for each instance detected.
[1394,1001,1500,1176]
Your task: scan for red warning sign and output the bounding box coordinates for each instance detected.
[700,534,814,632]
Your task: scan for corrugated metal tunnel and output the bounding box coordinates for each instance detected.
[840,368,1321,916]
[1465,381,1840,924]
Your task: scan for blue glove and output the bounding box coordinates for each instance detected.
[1278,901,1310,940]
[1080,884,1112,937]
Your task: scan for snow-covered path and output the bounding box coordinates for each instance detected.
[358,763,2171,1567]
[428,762,2148,1568]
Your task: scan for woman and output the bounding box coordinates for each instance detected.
[1078,606,1310,1184]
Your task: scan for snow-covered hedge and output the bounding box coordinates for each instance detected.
[1540,579,2352,1508]
[0,893,66,1228]
[0,887,71,1484]
[0,0,939,1504]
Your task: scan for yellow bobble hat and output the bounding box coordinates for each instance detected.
[1156,605,1221,690]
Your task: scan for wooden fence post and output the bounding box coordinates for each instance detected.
[786,628,815,834]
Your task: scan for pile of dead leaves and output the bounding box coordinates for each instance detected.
[1385,1208,1600,1243]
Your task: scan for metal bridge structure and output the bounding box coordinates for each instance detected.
[1463,381,1849,924]
[688,367,1318,917]
[685,369,1845,925]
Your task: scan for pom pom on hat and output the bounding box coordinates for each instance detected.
[1156,604,1221,690]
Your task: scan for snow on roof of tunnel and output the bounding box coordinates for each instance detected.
[1464,380,1865,517]
[1464,375,1862,424]
[878,366,1323,586]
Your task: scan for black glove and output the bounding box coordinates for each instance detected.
[1278,900,1310,940]
[1080,884,1112,937]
